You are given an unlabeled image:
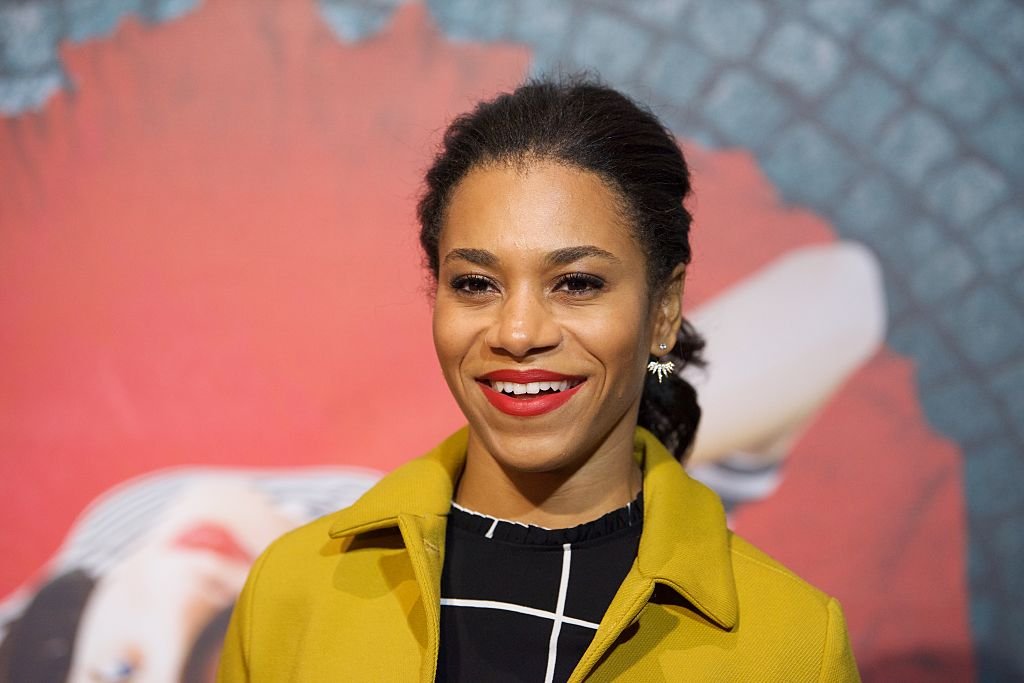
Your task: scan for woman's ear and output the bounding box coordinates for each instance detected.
[650,263,686,354]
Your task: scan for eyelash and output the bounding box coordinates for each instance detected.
[555,272,605,295]
[448,273,605,297]
[449,274,496,295]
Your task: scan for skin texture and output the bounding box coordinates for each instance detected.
[432,160,684,527]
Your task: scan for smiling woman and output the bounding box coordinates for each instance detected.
[434,162,663,506]
[216,79,861,682]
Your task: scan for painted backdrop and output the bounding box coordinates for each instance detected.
[1,1,1021,681]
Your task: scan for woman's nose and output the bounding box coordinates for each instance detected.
[486,288,561,358]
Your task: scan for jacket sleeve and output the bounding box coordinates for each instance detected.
[217,550,270,683]
[818,597,861,683]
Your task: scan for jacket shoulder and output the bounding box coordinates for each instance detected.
[265,509,344,554]
[721,532,860,681]
[728,532,832,607]
[220,505,423,681]
[250,506,367,586]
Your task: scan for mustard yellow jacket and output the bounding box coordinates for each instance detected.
[218,428,860,682]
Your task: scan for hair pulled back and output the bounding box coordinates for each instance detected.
[417,77,704,460]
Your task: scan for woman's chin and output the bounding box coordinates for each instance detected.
[468,426,587,476]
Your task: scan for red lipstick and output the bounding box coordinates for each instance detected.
[477,370,586,417]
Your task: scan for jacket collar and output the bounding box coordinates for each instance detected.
[632,428,738,630]
[327,426,738,630]
[328,428,468,538]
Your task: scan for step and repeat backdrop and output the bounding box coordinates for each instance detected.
[2,1,1022,681]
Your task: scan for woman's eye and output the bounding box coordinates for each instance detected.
[555,273,605,295]
[450,274,497,295]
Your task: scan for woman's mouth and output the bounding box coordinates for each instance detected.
[477,371,586,417]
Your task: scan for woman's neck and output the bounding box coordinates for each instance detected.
[453,426,643,529]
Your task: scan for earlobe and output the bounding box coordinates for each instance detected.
[651,264,686,353]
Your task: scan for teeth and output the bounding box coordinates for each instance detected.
[491,379,578,395]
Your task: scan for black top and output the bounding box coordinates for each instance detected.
[436,493,644,683]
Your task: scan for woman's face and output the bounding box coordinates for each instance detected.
[433,160,679,474]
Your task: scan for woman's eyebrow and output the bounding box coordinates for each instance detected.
[442,245,620,268]
[544,245,621,267]
[443,248,498,267]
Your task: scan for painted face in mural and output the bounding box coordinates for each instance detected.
[432,160,681,477]
[62,483,294,683]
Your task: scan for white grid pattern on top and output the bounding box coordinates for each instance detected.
[440,542,600,683]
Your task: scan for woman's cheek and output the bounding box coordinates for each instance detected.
[574,306,648,362]
[432,305,478,385]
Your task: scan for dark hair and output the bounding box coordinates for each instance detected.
[180,606,234,683]
[0,570,95,683]
[417,77,704,459]
[0,570,232,683]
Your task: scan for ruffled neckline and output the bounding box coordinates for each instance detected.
[448,491,643,547]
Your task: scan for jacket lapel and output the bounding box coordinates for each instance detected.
[327,428,468,539]
[327,428,467,682]
[570,429,739,682]
[399,512,447,683]
[634,428,739,630]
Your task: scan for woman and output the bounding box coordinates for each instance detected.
[217,79,860,682]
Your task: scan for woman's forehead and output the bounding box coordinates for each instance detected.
[441,161,638,261]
